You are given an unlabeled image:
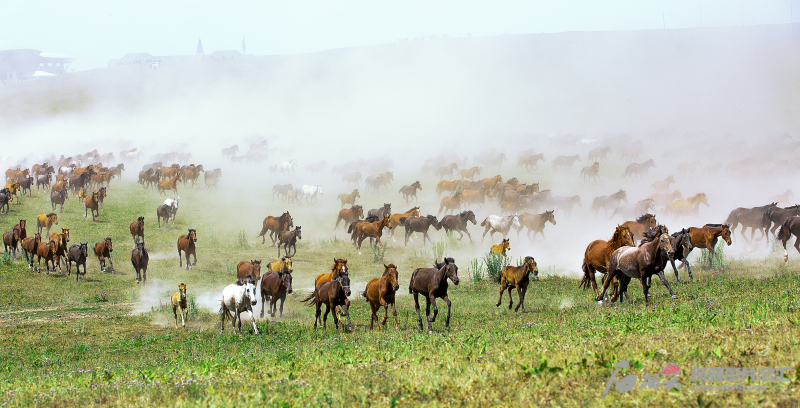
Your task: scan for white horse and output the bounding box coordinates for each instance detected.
[301,185,323,204]
[164,196,180,218]
[58,165,76,175]
[220,278,259,334]
[480,214,521,242]
[280,160,298,175]
[122,148,143,162]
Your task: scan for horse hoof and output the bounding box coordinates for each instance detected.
[671,295,678,299]
[428,330,433,335]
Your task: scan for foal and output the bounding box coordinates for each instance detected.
[362,264,400,330]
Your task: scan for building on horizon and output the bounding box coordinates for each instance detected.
[0,48,76,84]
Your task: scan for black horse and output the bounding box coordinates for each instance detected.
[439,210,477,243]
[400,215,442,247]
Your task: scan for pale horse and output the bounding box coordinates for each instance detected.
[220,277,260,334]
[280,160,298,175]
[301,185,323,205]
[480,214,521,242]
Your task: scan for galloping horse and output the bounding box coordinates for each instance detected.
[302,274,352,332]
[130,216,145,244]
[157,174,181,197]
[177,229,197,270]
[621,213,657,243]
[588,146,611,161]
[399,181,422,203]
[401,215,441,247]
[337,189,360,208]
[257,212,293,245]
[552,155,580,170]
[84,191,100,221]
[579,162,600,182]
[663,193,709,218]
[408,257,459,334]
[438,191,463,215]
[335,205,363,230]
[725,203,778,243]
[763,205,800,242]
[516,211,556,241]
[94,237,114,273]
[580,225,635,299]
[648,190,683,209]
[277,226,302,257]
[440,210,477,242]
[386,206,420,240]
[610,199,655,221]
[778,217,800,262]
[362,263,400,330]
[551,195,582,216]
[301,185,323,205]
[306,258,350,327]
[683,224,732,269]
[458,166,482,179]
[592,190,627,216]
[355,215,391,253]
[37,213,58,235]
[496,256,538,312]
[622,159,656,179]
[480,214,520,242]
[260,269,293,318]
[517,154,544,171]
[50,189,68,212]
[651,175,675,193]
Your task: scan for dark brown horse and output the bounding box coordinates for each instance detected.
[131,242,149,284]
[580,225,635,299]
[302,274,352,332]
[401,215,442,247]
[440,210,477,243]
[762,205,800,242]
[641,227,694,283]
[621,213,657,244]
[156,204,172,228]
[94,237,114,273]
[67,242,88,281]
[368,203,391,219]
[778,217,800,263]
[177,229,197,270]
[237,260,262,283]
[3,228,19,260]
[399,181,422,203]
[50,189,68,212]
[277,226,302,257]
[260,270,294,318]
[496,256,538,312]
[408,257,459,333]
[725,203,778,243]
[362,263,400,330]
[130,216,145,244]
[335,205,363,230]
[257,212,293,245]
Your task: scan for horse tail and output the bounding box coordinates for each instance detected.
[408,268,419,294]
[579,260,592,290]
[347,222,355,234]
[361,290,367,299]
[480,217,488,227]
[256,221,269,238]
[300,292,316,305]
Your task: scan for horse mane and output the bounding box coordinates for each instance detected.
[704,223,723,227]
[636,213,654,224]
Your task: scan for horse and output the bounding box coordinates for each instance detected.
[260,270,294,318]
[517,154,544,171]
[335,206,363,230]
[338,189,360,208]
[438,191,463,216]
[96,187,107,210]
[279,160,298,175]
[156,204,172,228]
[683,224,731,269]
[516,211,556,241]
[399,182,422,203]
[0,189,12,214]
[50,229,69,271]
[22,233,41,269]
[277,226,301,257]
[258,212,293,245]
[356,216,390,253]
[3,228,19,260]
[368,203,392,219]
[552,155,580,170]
[386,206,421,240]
[599,229,676,306]
[408,257,459,334]
[18,176,33,197]
[12,220,26,253]
[592,190,628,216]
[157,174,181,197]
[588,146,612,162]
[36,173,52,191]
[164,196,180,219]
[66,242,89,281]
[663,193,709,218]
[401,215,441,247]
[301,185,323,205]
[725,203,778,243]
[302,274,352,332]
[549,195,581,216]
[622,159,656,179]
[94,237,114,273]
[220,277,259,335]
[644,228,694,283]
[236,260,262,283]
[647,190,683,209]
[778,217,800,262]
[490,238,510,255]
[129,216,145,244]
[342,172,362,188]
[580,162,600,181]
[84,191,100,221]
[177,229,197,270]
[496,256,538,312]
[314,258,349,296]
[37,213,58,235]
[435,163,459,179]
[50,189,68,212]
[763,205,800,242]
[36,240,58,274]
[480,214,521,242]
[770,189,794,204]
[171,283,188,328]
[610,199,656,221]
[131,242,149,283]
[440,210,477,243]
[579,225,635,299]
[435,179,461,197]
[458,189,491,210]
[651,175,675,193]
[459,166,482,179]
[362,263,400,330]
[621,213,657,243]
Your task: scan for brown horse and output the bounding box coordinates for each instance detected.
[258,212,293,245]
[580,162,600,181]
[50,189,68,212]
[622,159,656,179]
[588,146,611,161]
[50,229,69,270]
[438,191,462,215]
[177,229,197,270]
[684,224,732,269]
[130,216,145,244]
[335,205,363,230]
[552,155,580,170]
[356,216,390,253]
[516,211,556,241]
[496,256,538,312]
[94,237,114,273]
[277,226,301,257]
[315,258,348,288]
[458,166,482,180]
[13,219,26,252]
[131,242,149,284]
[725,203,777,243]
[368,203,392,219]
[37,212,58,235]
[517,154,544,170]
[260,270,294,318]
[600,228,676,305]
[408,257,459,333]
[621,213,657,244]
[401,215,441,247]
[651,175,675,192]
[435,180,461,197]
[592,190,627,216]
[460,189,492,210]
[3,228,19,260]
[22,233,41,269]
[303,274,353,332]
[664,193,708,218]
[490,238,510,255]
[156,204,172,228]
[399,182,422,203]
[36,240,58,273]
[362,263,400,330]
[778,217,800,262]
[387,206,421,240]
[237,260,262,282]
[157,174,180,197]
[85,191,100,221]
[580,225,635,299]
[337,189,360,208]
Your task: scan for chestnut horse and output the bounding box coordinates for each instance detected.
[355,215,390,253]
[496,256,538,312]
[337,189,360,208]
[490,238,510,255]
[258,212,293,245]
[94,237,114,273]
[335,205,363,230]
[157,174,181,197]
[177,229,197,270]
[387,206,421,240]
[237,260,262,283]
[683,224,732,269]
[362,263,400,330]
[621,213,657,244]
[36,240,58,273]
[22,233,41,269]
[260,270,294,318]
[84,191,100,221]
[580,225,635,299]
[130,216,145,244]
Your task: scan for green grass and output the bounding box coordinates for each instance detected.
[0,180,798,407]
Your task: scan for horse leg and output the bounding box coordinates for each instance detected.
[413,292,424,331]
[669,258,681,283]
[178,249,182,268]
[341,304,353,332]
[464,229,473,244]
[507,286,514,310]
[496,281,507,307]
[369,302,378,331]
[793,238,800,261]
[278,297,285,318]
[425,296,435,334]
[656,270,677,299]
[247,307,258,334]
[322,304,330,330]
[518,286,527,313]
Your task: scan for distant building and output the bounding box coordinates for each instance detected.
[0,49,76,83]
[196,39,204,60]
[108,40,250,67]
[206,50,243,60]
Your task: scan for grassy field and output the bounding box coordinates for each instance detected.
[0,178,798,407]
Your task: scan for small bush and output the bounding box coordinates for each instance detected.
[469,258,484,284]
[699,240,726,270]
[237,230,248,248]
[92,290,109,303]
[371,242,386,263]
[483,252,510,283]
[432,241,446,260]
[0,253,11,266]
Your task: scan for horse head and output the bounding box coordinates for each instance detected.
[545,210,556,225]
[178,283,187,301]
[188,229,197,242]
[280,271,293,294]
[524,256,539,280]
[384,264,400,291]
[443,257,459,285]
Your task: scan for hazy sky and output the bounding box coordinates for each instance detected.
[1,0,796,70]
